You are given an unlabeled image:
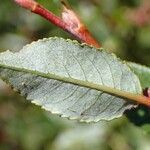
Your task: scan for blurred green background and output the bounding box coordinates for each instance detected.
[0,0,150,150]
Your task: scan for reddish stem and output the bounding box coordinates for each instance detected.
[14,0,100,48]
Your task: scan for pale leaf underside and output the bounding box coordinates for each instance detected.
[0,38,142,122]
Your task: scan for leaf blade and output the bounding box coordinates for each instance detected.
[0,38,144,122]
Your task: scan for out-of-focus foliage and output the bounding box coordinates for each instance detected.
[128,62,150,88]
[0,0,150,150]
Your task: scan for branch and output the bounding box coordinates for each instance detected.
[14,0,101,48]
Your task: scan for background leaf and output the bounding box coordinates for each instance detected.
[127,62,150,88]
[0,38,142,122]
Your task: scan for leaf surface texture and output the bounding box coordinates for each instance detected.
[0,38,142,122]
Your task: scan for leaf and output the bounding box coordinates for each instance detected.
[127,62,150,88]
[0,37,143,122]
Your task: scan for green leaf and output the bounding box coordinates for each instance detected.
[127,62,150,88]
[0,38,143,122]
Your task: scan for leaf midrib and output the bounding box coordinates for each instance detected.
[0,63,149,106]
